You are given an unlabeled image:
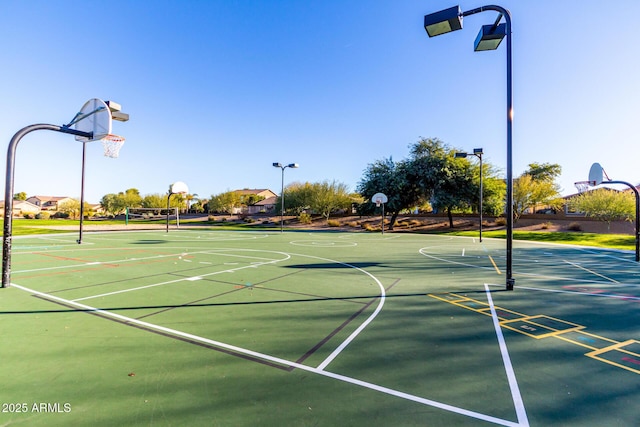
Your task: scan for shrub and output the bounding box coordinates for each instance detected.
[36,212,50,220]
[22,213,33,219]
[362,223,377,232]
[568,222,582,231]
[327,219,340,227]
[495,217,507,226]
[298,212,312,224]
[347,221,360,227]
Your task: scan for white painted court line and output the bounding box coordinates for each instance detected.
[72,255,290,302]
[316,261,385,371]
[510,285,640,301]
[12,283,523,427]
[484,283,529,427]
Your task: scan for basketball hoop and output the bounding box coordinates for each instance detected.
[574,180,595,193]
[101,134,125,158]
[375,198,382,208]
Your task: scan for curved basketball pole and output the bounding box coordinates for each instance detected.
[601,180,640,262]
[2,124,93,288]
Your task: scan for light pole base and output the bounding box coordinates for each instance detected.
[506,278,515,291]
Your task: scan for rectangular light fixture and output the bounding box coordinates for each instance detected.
[424,6,462,37]
[474,23,506,51]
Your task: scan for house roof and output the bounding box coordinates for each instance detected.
[234,189,273,196]
[28,196,72,202]
[254,196,277,206]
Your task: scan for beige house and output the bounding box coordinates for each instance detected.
[26,196,75,211]
[0,200,41,217]
[233,189,278,214]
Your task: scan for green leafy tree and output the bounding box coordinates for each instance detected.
[281,182,314,215]
[208,191,241,214]
[142,194,166,208]
[569,189,636,230]
[513,174,562,221]
[57,199,83,219]
[309,180,352,221]
[13,192,27,201]
[525,162,562,183]
[515,163,563,216]
[100,193,120,216]
[357,157,423,229]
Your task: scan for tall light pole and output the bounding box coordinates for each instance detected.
[455,148,484,242]
[272,162,299,232]
[424,5,514,290]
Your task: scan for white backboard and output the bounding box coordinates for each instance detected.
[74,98,112,142]
[371,192,388,204]
[171,181,189,194]
[588,163,604,185]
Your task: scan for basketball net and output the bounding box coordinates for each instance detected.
[101,134,125,158]
[375,198,382,208]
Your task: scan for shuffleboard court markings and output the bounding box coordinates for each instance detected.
[431,292,640,375]
[586,340,640,374]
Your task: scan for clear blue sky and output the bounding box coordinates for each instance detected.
[1,0,639,203]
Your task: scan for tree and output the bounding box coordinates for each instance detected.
[284,181,353,220]
[309,180,352,221]
[409,137,482,228]
[142,194,166,208]
[281,182,313,215]
[208,191,241,214]
[100,193,120,216]
[513,174,562,221]
[14,192,27,201]
[57,199,88,219]
[524,162,562,183]
[514,162,563,217]
[357,157,423,229]
[569,189,635,230]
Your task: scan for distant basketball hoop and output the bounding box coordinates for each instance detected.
[371,193,388,234]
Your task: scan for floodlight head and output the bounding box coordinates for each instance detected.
[424,6,463,37]
[474,23,506,51]
[473,148,483,154]
[287,163,299,169]
[111,111,129,122]
[454,152,468,158]
[273,162,283,168]
[105,101,121,112]
[105,100,129,122]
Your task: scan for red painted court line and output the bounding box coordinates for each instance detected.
[17,264,119,280]
[34,252,98,263]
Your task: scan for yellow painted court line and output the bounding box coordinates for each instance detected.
[563,260,619,283]
[556,331,619,351]
[586,340,640,374]
[586,339,640,357]
[488,255,501,275]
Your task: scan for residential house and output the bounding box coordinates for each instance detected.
[233,189,278,214]
[26,196,74,211]
[0,200,41,217]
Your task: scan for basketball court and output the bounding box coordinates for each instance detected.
[1,229,638,426]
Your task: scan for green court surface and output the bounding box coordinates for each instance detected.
[0,229,639,426]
